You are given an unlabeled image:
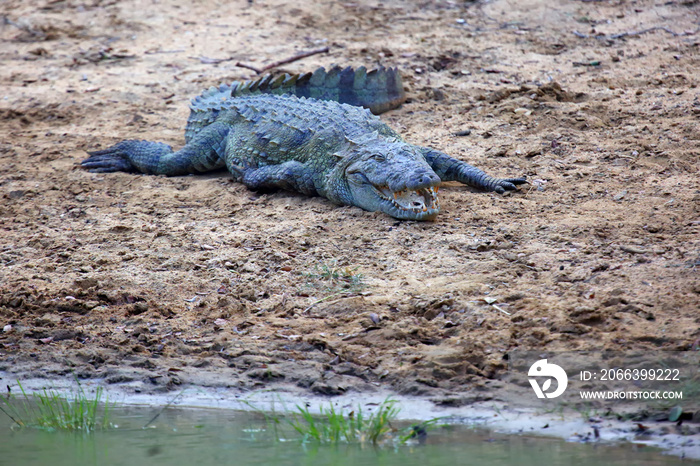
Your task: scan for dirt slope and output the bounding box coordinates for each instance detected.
[1,0,698,403]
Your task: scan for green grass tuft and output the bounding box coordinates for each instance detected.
[0,379,113,433]
[302,260,366,295]
[243,396,441,447]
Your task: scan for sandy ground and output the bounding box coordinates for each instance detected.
[1,0,699,454]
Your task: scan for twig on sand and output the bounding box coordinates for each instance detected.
[491,303,511,316]
[573,26,700,41]
[234,61,264,73]
[235,46,330,74]
[2,15,47,39]
[191,55,236,65]
[145,49,185,55]
[193,46,329,72]
[475,297,512,316]
[607,26,698,40]
[303,290,350,314]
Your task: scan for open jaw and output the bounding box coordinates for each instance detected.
[376,185,440,220]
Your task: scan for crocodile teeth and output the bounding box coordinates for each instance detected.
[378,186,439,213]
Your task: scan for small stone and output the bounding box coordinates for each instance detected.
[129,302,149,315]
[613,190,627,201]
[429,88,446,101]
[214,318,227,328]
[620,245,646,254]
[36,313,61,326]
[241,262,257,273]
[74,277,99,290]
[51,329,78,341]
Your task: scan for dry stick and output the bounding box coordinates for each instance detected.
[303,290,350,314]
[573,26,700,40]
[192,56,236,65]
[235,46,330,74]
[143,389,186,429]
[145,49,185,55]
[235,62,264,74]
[2,15,47,39]
[609,26,695,39]
[491,303,511,316]
[0,397,22,428]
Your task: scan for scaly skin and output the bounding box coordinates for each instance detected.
[83,66,526,220]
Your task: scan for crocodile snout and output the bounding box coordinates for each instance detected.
[402,169,441,191]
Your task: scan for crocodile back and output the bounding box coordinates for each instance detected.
[185,66,406,143]
[185,93,400,155]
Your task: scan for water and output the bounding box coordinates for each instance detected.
[0,405,694,466]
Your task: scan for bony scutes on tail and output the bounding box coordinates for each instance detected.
[82,65,526,221]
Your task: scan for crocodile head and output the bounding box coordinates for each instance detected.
[329,138,442,220]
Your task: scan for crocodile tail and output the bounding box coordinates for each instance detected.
[229,65,406,115]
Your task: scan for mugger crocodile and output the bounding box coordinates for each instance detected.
[82,65,526,220]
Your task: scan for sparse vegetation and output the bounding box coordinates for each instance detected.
[242,397,442,447]
[289,398,399,445]
[0,380,113,433]
[301,259,366,295]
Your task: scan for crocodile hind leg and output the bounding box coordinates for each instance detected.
[82,122,230,175]
[420,148,527,194]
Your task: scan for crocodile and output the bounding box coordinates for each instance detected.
[82,65,526,220]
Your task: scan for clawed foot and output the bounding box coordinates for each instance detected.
[82,140,172,174]
[82,141,138,173]
[492,177,528,194]
[226,159,251,182]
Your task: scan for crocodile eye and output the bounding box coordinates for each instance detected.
[370,153,386,162]
[348,171,370,185]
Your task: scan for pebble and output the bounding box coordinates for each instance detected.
[620,245,646,254]
[613,190,627,201]
[213,318,227,328]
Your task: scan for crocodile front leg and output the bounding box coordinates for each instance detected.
[420,148,526,194]
[82,122,229,175]
[228,160,319,197]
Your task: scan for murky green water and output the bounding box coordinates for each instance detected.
[0,405,694,466]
